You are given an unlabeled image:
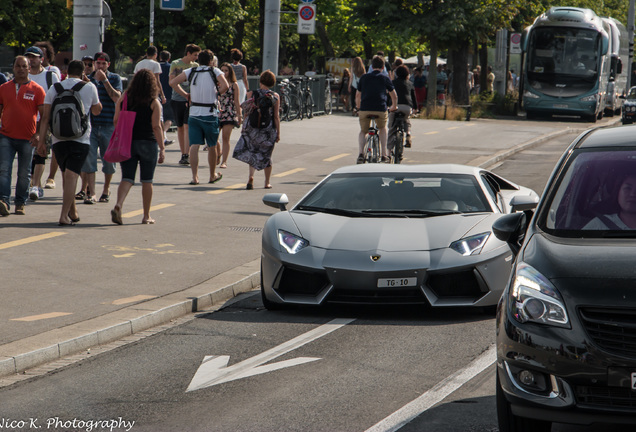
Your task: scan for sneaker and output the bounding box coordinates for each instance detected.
[0,201,9,216]
[45,178,56,189]
[179,154,190,165]
[164,139,174,146]
[29,186,43,201]
[405,135,412,148]
[356,154,365,164]
[380,156,390,163]
[14,204,25,215]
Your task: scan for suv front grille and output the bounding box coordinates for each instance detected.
[579,307,636,357]
[576,385,636,411]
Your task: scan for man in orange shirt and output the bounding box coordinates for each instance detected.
[0,56,46,216]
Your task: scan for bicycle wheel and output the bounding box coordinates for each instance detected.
[306,93,314,119]
[324,86,332,115]
[288,94,301,121]
[394,129,404,164]
[363,136,373,163]
[371,135,380,163]
[281,94,290,122]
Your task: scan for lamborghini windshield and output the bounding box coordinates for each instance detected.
[295,173,492,216]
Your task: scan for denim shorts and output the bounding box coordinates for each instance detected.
[188,115,220,147]
[120,139,159,184]
[82,124,116,174]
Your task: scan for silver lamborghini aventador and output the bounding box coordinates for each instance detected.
[260,164,539,310]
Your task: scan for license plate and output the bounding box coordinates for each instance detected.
[377,277,417,288]
[553,104,568,109]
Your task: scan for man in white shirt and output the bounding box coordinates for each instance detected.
[26,45,60,202]
[170,49,228,185]
[38,60,102,226]
[134,46,166,105]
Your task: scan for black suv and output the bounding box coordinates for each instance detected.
[493,126,636,431]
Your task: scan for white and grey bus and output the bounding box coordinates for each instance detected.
[521,7,628,122]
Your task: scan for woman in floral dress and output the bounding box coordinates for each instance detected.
[232,70,280,189]
[217,63,241,168]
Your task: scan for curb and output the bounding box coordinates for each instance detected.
[0,259,261,379]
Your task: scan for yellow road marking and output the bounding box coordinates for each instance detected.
[466,123,475,126]
[424,131,439,135]
[324,153,350,162]
[123,203,175,218]
[11,312,72,322]
[274,168,305,177]
[156,243,174,247]
[109,295,156,305]
[113,253,136,258]
[207,183,245,194]
[0,232,66,251]
[447,127,460,130]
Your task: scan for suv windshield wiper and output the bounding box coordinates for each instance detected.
[295,205,366,217]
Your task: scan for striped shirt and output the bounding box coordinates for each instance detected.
[89,71,122,125]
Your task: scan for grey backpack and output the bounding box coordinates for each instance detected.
[50,82,88,140]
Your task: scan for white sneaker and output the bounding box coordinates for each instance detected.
[29,186,40,201]
[45,178,56,189]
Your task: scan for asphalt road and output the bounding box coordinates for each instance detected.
[0,114,626,431]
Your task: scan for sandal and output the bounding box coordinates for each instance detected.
[111,207,123,225]
[84,196,96,204]
[246,183,254,190]
[99,193,110,203]
[75,191,86,200]
[209,173,223,184]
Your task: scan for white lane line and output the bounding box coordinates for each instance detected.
[364,344,496,432]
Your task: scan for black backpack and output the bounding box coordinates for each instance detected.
[49,82,89,140]
[249,89,275,129]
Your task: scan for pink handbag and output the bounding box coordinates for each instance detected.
[104,93,135,163]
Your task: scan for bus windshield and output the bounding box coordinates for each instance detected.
[527,27,600,97]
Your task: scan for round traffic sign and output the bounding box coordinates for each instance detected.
[510,33,521,44]
[299,5,315,21]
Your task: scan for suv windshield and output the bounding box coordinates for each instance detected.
[539,149,636,237]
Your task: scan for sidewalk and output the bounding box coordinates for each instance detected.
[0,114,619,382]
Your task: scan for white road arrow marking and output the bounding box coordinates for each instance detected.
[187,318,355,392]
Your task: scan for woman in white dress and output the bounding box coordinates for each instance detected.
[231,48,249,103]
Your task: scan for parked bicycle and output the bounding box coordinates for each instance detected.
[324,74,334,115]
[278,78,301,122]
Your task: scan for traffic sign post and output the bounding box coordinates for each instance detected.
[298,3,316,34]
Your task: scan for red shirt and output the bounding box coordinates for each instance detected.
[0,80,45,141]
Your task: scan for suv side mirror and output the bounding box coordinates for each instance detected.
[493,212,527,256]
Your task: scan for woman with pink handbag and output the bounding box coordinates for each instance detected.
[110,69,165,225]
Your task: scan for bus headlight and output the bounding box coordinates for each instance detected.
[580,94,597,103]
[523,91,540,99]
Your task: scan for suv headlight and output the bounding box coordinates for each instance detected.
[509,262,569,327]
[278,230,309,254]
[450,232,490,256]
[580,94,597,103]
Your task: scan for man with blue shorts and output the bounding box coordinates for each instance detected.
[170,49,228,185]
[82,52,122,204]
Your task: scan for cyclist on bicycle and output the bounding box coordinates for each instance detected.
[388,65,417,149]
[356,55,398,164]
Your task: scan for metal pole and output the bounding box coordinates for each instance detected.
[73,0,103,59]
[150,0,155,45]
[628,0,635,89]
[262,0,280,75]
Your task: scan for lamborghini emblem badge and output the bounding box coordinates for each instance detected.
[371,255,381,262]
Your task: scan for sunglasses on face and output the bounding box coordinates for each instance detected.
[84,62,93,67]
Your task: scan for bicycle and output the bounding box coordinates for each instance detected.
[279,78,301,121]
[361,115,380,164]
[301,76,316,119]
[389,112,407,164]
[324,74,334,115]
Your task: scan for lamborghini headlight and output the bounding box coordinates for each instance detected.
[450,232,490,256]
[278,230,309,254]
